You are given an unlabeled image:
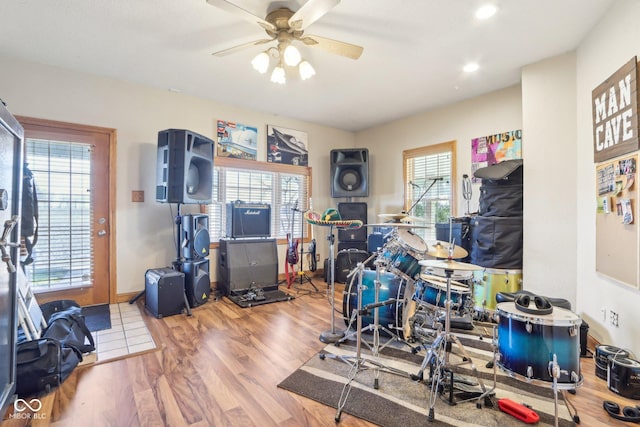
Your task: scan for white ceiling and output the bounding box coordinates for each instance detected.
[0,0,614,131]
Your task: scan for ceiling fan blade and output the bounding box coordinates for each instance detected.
[206,0,276,32]
[212,38,274,57]
[289,0,341,30]
[302,35,363,60]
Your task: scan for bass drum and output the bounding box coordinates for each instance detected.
[342,269,410,336]
[496,302,582,388]
[473,268,522,316]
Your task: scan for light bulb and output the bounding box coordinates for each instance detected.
[271,65,286,84]
[299,60,316,80]
[251,52,270,74]
[463,62,479,73]
[475,4,497,20]
[283,45,301,66]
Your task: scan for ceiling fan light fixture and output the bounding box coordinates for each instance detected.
[283,44,302,66]
[251,51,270,74]
[299,60,316,80]
[475,4,497,20]
[271,64,286,84]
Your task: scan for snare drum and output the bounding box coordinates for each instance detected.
[342,269,409,332]
[473,268,522,314]
[415,274,471,313]
[496,302,582,388]
[382,228,427,280]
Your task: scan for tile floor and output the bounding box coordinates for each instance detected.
[92,302,156,362]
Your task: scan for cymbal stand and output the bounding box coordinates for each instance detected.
[320,225,344,343]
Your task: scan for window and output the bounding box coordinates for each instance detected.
[207,157,311,243]
[24,139,93,289]
[403,141,456,241]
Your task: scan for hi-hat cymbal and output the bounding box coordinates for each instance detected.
[418,259,482,271]
[378,213,410,222]
[427,241,468,259]
[366,223,432,228]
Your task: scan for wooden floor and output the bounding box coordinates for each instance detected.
[3,279,639,426]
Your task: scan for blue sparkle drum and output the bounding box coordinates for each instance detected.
[380,228,427,280]
[496,302,582,388]
[342,269,409,332]
[415,274,471,313]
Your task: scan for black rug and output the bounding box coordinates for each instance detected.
[82,304,111,332]
[278,331,576,426]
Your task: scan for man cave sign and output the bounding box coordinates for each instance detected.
[592,57,640,163]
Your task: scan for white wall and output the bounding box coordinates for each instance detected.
[521,53,578,304]
[356,84,523,222]
[575,0,640,356]
[0,55,356,296]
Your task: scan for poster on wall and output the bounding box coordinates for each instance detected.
[266,125,308,166]
[471,129,522,182]
[592,57,639,163]
[216,120,258,160]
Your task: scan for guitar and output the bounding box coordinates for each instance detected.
[287,232,299,265]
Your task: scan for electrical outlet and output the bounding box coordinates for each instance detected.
[131,190,144,202]
[610,310,619,327]
[315,253,320,262]
[601,307,607,322]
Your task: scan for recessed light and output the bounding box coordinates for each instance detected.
[475,4,497,20]
[168,88,182,93]
[463,63,479,73]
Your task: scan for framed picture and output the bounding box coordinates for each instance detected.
[216,120,257,160]
[267,125,308,166]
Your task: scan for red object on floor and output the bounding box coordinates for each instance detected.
[285,261,296,288]
[498,398,540,424]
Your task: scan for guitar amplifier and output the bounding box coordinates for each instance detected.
[145,267,185,318]
[226,202,271,238]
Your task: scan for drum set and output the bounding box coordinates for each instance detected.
[336,213,583,425]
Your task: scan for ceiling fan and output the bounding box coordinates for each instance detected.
[206,0,363,82]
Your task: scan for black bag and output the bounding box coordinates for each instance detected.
[470,216,523,269]
[478,183,523,217]
[15,338,82,397]
[43,304,96,354]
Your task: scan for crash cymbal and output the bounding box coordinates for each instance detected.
[427,241,468,259]
[366,223,432,228]
[378,213,410,222]
[418,259,482,271]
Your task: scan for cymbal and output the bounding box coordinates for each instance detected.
[427,241,468,259]
[378,213,410,222]
[418,258,482,271]
[366,223,432,229]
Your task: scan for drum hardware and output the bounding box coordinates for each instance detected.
[333,262,412,422]
[462,174,472,216]
[549,354,582,426]
[412,257,495,421]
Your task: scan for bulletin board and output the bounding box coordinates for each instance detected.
[595,153,638,287]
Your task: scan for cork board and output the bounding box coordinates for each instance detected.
[595,153,638,287]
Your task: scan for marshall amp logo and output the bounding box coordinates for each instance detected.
[226,202,271,238]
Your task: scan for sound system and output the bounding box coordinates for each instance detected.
[181,259,210,308]
[181,214,210,259]
[226,202,271,238]
[330,148,369,198]
[337,202,367,243]
[156,129,215,204]
[145,268,185,318]
[218,238,278,295]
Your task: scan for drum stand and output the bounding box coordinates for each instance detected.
[549,354,581,426]
[413,267,495,421]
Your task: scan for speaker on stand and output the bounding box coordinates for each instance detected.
[330,148,369,198]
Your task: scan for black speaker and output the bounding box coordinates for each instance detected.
[156,129,215,204]
[338,241,368,252]
[144,267,185,318]
[330,148,369,198]
[335,249,369,283]
[181,214,210,260]
[181,259,210,308]
[225,202,271,238]
[337,202,367,242]
[218,238,278,295]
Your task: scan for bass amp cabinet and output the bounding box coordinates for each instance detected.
[144,268,185,318]
[226,202,271,238]
[218,238,278,295]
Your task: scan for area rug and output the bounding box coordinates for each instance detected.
[81,304,111,332]
[278,331,576,426]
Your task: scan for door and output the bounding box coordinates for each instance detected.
[17,117,115,306]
